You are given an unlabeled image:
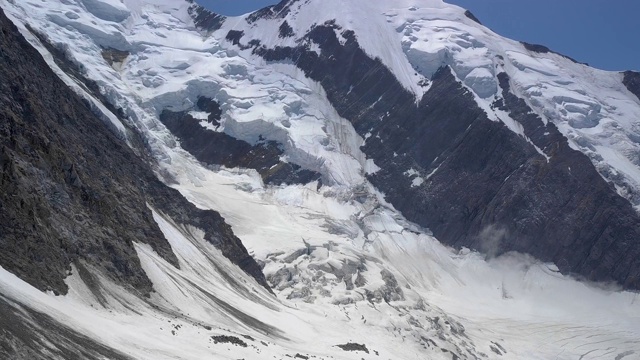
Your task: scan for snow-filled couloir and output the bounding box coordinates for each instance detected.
[1,0,640,359]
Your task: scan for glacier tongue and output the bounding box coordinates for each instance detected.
[1,0,640,359]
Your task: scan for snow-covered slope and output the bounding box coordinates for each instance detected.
[3,164,640,359]
[1,0,640,359]
[9,0,640,200]
[228,0,640,207]
[216,0,640,289]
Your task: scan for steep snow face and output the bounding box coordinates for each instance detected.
[230,0,640,207]
[2,0,640,359]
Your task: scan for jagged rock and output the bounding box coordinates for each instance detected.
[335,343,369,354]
[186,0,226,31]
[211,335,247,347]
[623,71,640,101]
[279,21,295,38]
[464,10,481,24]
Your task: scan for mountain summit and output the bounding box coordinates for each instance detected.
[1,0,639,359]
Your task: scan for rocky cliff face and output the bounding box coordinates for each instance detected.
[0,8,268,297]
[624,71,640,100]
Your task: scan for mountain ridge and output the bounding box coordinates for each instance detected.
[1,0,640,358]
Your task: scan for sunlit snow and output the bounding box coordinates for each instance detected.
[1,0,639,359]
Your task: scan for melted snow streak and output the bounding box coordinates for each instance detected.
[1,0,640,359]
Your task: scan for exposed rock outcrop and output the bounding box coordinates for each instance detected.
[623,71,640,101]
[186,0,226,32]
[520,41,583,64]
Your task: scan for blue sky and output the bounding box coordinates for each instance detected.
[198,0,639,71]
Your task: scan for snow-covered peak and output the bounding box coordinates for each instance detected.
[217,0,640,207]
[223,0,469,98]
[7,0,640,206]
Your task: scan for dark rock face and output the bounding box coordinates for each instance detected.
[520,41,584,64]
[520,42,554,54]
[160,98,321,186]
[186,0,226,32]
[336,343,369,354]
[0,9,269,297]
[279,20,295,38]
[224,30,262,51]
[226,30,245,46]
[623,71,640,100]
[232,21,640,288]
[196,96,222,124]
[463,10,481,24]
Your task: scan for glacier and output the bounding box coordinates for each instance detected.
[1,0,639,359]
